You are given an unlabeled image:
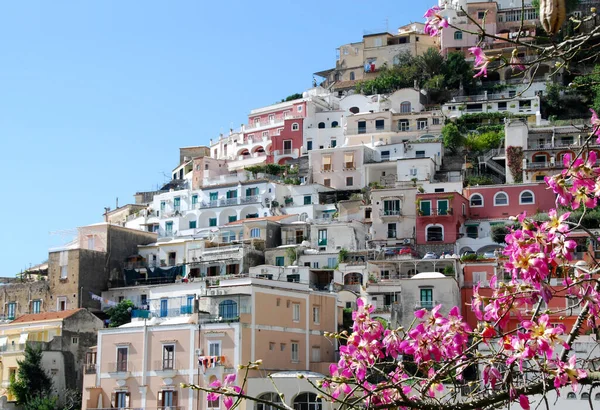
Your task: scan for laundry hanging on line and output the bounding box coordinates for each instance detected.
[198,355,226,372]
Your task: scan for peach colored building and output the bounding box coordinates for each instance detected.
[82,277,341,410]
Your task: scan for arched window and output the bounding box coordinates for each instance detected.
[581,392,590,400]
[426,225,444,242]
[299,212,308,222]
[256,393,282,410]
[454,31,463,40]
[594,392,600,401]
[567,392,577,400]
[494,192,509,206]
[470,194,484,207]
[318,122,326,129]
[519,190,535,204]
[400,101,411,113]
[349,71,355,81]
[349,107,360,114]
[344,272,363,285]
[292,123,299,131]
[293,393,322,410]
[219,300,238,319]
[331,121,339,128]
[250,228,260,238]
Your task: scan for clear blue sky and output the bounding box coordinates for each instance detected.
[0,0,427,275]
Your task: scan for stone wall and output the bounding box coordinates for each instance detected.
[0,280,50,318]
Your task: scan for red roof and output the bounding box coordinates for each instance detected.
[11,309,84,324]
[227,214,297,226]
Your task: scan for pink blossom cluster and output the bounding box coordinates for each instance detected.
[424,6,448,36]
[206,374,243,410]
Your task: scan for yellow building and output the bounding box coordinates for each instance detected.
[0,309,103,404]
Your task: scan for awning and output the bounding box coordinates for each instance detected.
[0,336,7,347]
[464,223,480,227]
[19,333,29,344]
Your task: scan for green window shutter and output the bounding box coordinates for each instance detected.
[246,188,252,196]
[228,215,237,223]
[437,200,448,215]
[420,201,431,216]
[304,196,311,205]
[275,257,285,266]
[210,192,218,201]
[209,218,217,227]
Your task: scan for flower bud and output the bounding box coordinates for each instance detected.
[540,0,566,35]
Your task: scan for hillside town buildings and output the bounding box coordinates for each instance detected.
[6,5,600,410]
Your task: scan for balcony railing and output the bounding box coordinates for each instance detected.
[220,198,239,206]
[419,208,452,216]
[274,148,300,157]
[152,359,181,372]
[525,162,553,169]
[415,301,436,310]
[84,363,97,374]
[241,195,260,204]
[107,361,132,373]
[0,343,25,352]
[381,210,402,217]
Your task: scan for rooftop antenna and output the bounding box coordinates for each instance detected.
[385,18,389,33]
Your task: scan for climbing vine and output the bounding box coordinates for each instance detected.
[506,146,524,183]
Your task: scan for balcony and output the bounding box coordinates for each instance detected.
[343,162,356,170]
[220,198,239,206]
[419,208,452,217]
[274,148,300,157]
[201,200,219,209]
[380,210,402,218]
[525,162,555,170]
[84,363,97,374]
[153,359,181,377]
[228,152,268,169]
[246,117,285,131]
[0,343,25,353]
[107,361,133,377]
[240,195,260,204]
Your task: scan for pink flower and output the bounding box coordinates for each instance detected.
[207,374,243,410]
[424,6,448,36]
[519,394,530,410]
[469,46,491,78]
[591,109,600,143]
[509,52,525,71]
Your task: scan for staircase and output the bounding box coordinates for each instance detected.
[478,148,506,178]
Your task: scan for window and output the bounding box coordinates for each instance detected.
[228,215,237,223]
[567,392,577,400]
[59,251,68,279]
[344,152,355,169]
[346,177,353,186]
[388,223,397,238]
[426,225,443,242]
[454,31,463,40]
[494,192,509,206]
[160,201,166,211]
[7,302,16,320]
[520,190,534,204]
[209,191,218,201]
[349,106,360,114]
[432,117,440,125]
[331,121,339,128]
[191,195,198,208]
[116,346,128,372]
[582,393,590,400]
[312,261,319,268]
[293,392,322,410]
[462,203,466,216]
[466,225,478,239]
[383,199,400,216]
[269,343,275,351]
[162,344,175,370]
[297,105,303,112]
[72,337,79,344]
[437,199,449,216]
[400,101,411,113]
[250,228,260,238]
[318,229,327,246]
[435,188,444,193]
[189,220,197,229]
[219,300,238,319]
[257,393,283,410]
[420,288,433,309]
[208,340,221,356]
[417,118,428,130]
[173,196,181,211]
[327,257,337,268]
[293,303,300,322]
[322,154,332,171]
[374,37,383,47]
[415,150,425,158]
[478,11,485,19]
[262,131,269,139]
[207,375,220,407]
[375,119,384,130]
[165,221,174,235]
[276,256,285,267]
[312,346,321,362]
[330,139,337,148]
[303,195,311,205]
[357,121,366,134]
[307,140,313,151]
[349,71,355,81]
[31,300,41,314]
[470,194,483,207]
[410,168,418,177]
[209,218,217,227]
[398,119,410,131]
[535,174,545,182]
[292,123,299,131]
[313,306,320,324]
[57,297,67,312]
[323,178,331,187]
[420,200,431,216]
[291,342,299,362]
[114,392,130,409]
[318,122,325,129]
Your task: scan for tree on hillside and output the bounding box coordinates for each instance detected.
[106,299,135,328]
[9,344,53,406]
[441,123,464,153]
[442,52,475,92]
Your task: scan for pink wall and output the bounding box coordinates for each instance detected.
[271,118,304,156]
[416,193,469,244]
[464,183,555,220]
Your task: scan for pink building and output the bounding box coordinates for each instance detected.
[82,278,339,410]
[463,182,555,219]
[416,192,469,246]
[269,117,304,165]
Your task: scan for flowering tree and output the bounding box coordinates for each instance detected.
[186,2,600,409]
